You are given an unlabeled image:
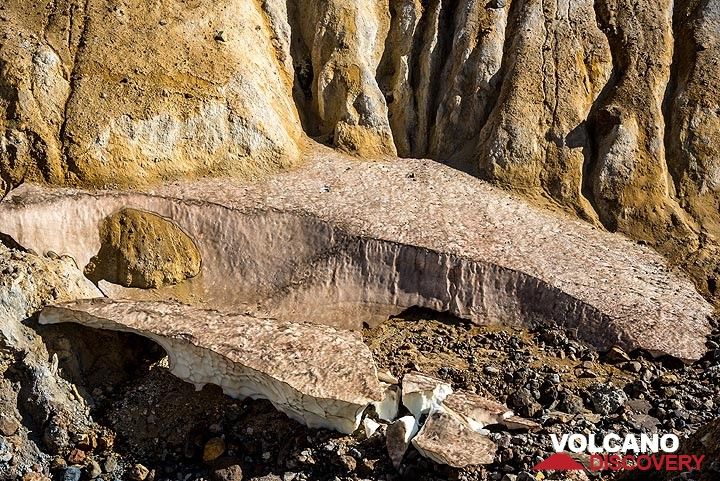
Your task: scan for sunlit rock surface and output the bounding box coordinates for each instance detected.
[85,208,202,289]
[0,243,102,346]
[0,0,302,192]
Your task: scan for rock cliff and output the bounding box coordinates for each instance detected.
[1,0,719,302]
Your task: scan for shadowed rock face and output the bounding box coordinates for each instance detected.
[0,155,712,360]
[2,0,719,304]
[39,299,385,434]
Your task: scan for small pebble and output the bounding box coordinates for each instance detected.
[62,467,82,481]
[203,437,226,463]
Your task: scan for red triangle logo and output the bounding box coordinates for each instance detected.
[532,452,586,471]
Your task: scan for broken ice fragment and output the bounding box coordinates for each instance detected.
[442,390,513,431]
[500,415,542,432]
[363,418,381,438]
[374,382,400,422]
[386,415,419,469]
[412,407,497,468]
[401,372,452,419]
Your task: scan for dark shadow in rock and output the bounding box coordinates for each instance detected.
[284,0,319,140]
[0,231,25,250]
[29,319,165,412]
[391,306,475,329]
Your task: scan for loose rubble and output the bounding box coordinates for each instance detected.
[365,310,720,480]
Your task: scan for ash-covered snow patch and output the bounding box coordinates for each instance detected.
[39,299,386,434]
[1,153,713,360]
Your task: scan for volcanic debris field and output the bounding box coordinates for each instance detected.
[2,298,718,481]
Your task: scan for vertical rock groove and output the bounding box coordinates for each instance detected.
[663,0,720,300]
[428,0,508,167]
[376,0,423,157]
[59,0,91,181]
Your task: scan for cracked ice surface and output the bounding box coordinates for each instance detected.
[39,298,384,434]
[401,372,453,420]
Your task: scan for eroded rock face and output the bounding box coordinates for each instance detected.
[665,0,720,300]
[0,241,103,478]
[1,155,712,361]
[287,0,396,156]
[475,0,612,223]
[0,242,101,346]
[0,0,302,194]
[85,208,201,289]
[1,0,719,305]
[39,299,385,434]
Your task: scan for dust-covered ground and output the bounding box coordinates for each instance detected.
[2,308,717,481]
